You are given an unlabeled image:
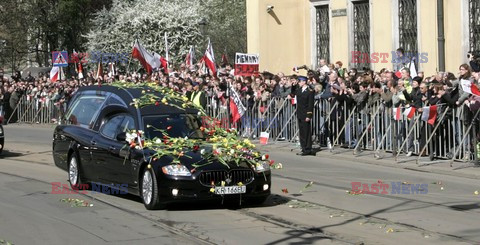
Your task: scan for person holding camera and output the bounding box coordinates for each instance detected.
[468,52,480,73]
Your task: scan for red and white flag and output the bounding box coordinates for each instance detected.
[202,39,217,77]
[403,106,416,119]
[77,62,84,79]
[395,71,402,79]
[96,62,103,79]
[50,66,63,83]
[421,105,437,125]
[260,132,269,145]
[409,60,417,78]
[185,46,195,67]
[131,40,158,74]
[107,63,116,77]
[392,106,402,120]
[229,87,246,123]
[460,79,480,96]
[72,50,84,79]
[160,56,168,74]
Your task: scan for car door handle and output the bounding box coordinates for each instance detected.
[90,140,97,146]
[108,146,116,152]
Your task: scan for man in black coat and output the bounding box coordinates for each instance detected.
[295,76,315,156]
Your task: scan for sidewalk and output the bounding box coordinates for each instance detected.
[257,141,480,180]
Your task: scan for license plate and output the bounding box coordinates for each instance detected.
[214,186,246,195]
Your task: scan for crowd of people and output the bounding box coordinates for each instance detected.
[1,51,480,159]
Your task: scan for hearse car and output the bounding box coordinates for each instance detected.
[52,85,271,209]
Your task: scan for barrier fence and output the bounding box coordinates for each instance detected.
[8,96,65,124]
[8,94,480,166]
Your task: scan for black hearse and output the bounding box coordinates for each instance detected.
[52,85,271,209]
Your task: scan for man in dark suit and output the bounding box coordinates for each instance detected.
[295,76,315,156]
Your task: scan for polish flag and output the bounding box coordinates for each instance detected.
[403,106,416,119]
[96,62,103,79]
[460,79,480,96]
[392,106,402,120]
[291,96,297,105]
[131,40,158,74]
[421,105,437,125]
[72,50,84,79]
[395,71,402,79]
[77,62,84,79]
[185,46,195,67]
[202,39,217,77]
[260,132,269,145]
[50,66,63,83]
[229,87,246,123]
[409,60,417,78]
[107,63,115,77]
[160,56,169,74]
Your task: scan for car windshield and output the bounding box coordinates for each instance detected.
[143,114,206,140]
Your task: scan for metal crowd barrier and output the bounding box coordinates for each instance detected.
[9,96,64,124]
[206,97,479,166]
[10,93,480,166]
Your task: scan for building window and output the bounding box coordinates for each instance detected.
[352,0,370,69]
[398,0,417,65]
[316,5,330,64]
[470,0,480,52]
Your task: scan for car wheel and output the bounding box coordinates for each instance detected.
[68,152,85,190]
[140,167,163,210]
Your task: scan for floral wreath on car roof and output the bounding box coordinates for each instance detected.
[111,81,282,177]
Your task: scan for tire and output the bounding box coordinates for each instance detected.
[140,167,163,210]
[68,152,86,190]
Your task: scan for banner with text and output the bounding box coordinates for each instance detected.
[235,53,259,76]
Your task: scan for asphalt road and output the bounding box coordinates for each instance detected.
[0,124,479,245]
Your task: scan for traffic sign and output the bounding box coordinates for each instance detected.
[52,51,69,67]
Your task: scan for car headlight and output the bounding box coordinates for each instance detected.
[0,126,3,135]
[255,161,271,173]
[162,165,192,176]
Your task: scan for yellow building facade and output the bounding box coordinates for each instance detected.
[246,0,479,76]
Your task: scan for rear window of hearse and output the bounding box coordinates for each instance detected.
[66,95,106,128]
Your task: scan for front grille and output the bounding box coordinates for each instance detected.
[199,170,254,186]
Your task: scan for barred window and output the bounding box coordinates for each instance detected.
[316,5,330,64]
[398,0,418,66]
[470,0,480,52]
[352,0,370,69]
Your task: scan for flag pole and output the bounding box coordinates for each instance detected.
[227,75,231,129]
[127,53,132,76]
[164,32,169,71]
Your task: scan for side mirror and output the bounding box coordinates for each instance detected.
[116,132,127,142]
